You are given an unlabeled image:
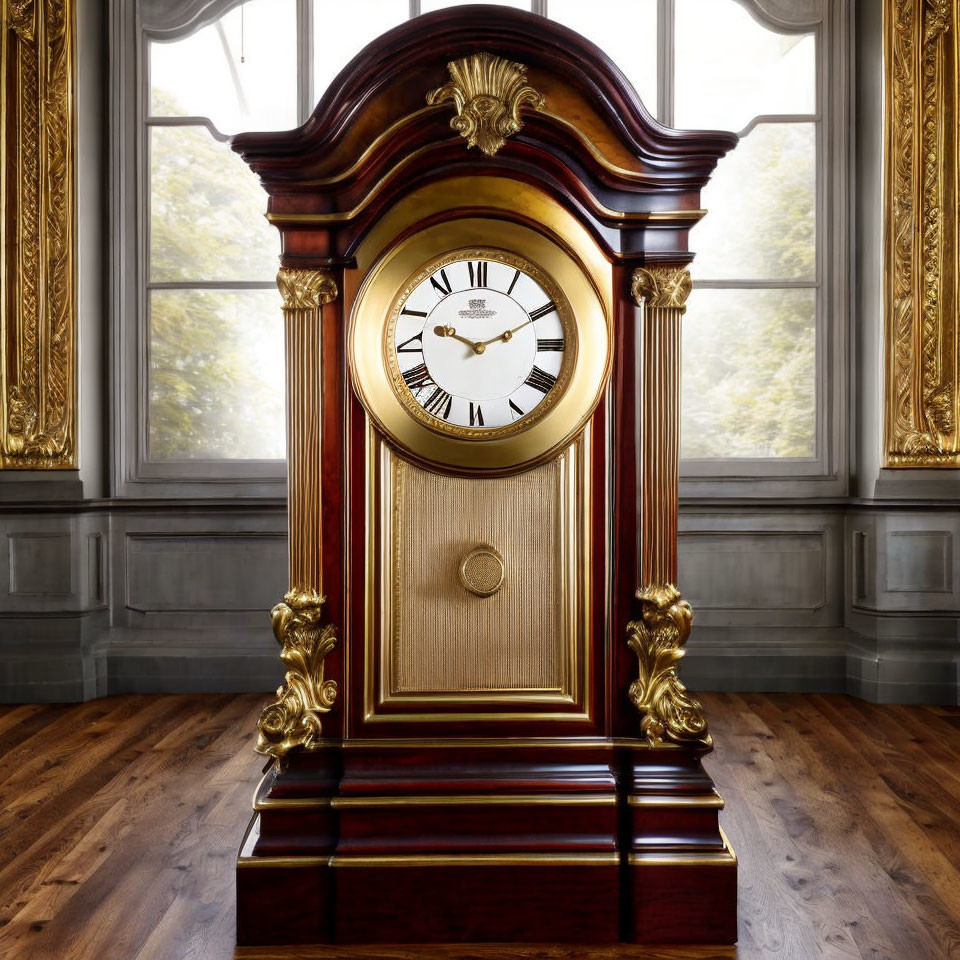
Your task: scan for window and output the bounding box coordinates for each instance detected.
[116,0,846,494]
[550,0,847,492]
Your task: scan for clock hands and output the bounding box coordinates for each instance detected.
[432,298,558,354]
[434,319,532,355]
[433,325,486,355]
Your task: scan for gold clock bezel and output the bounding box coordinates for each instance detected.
[385,246,577,441]
[349,216,610,473]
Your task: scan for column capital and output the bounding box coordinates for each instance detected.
[630,265,692,310]
[277,267,339,311]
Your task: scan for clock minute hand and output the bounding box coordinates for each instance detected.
[434,324,485,355]
[480,316,534,348]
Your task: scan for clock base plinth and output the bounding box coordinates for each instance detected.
[235,740,737,946]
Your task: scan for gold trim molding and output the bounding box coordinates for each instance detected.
[256,590,338,761]
[1,0,77,468]
[884,1,960,466]
[427,52,545,157]
[630,266,692,311]
[626,584,711,749]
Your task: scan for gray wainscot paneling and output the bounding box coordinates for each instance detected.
[0,512,109,701]
[0,500,957,704]
[108,507,287,694]
[678,508,848,693]
[0,503,286,702]
[846,509,960,704]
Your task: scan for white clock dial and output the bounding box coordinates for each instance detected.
[392,254,569,431]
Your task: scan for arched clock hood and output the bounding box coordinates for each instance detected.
[230,4,737,266]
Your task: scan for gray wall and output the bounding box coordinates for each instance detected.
[0,0,957,705]
[0,498,957,704]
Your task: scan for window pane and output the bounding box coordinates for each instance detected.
[150,125,279,283]
[692,123,815,281]
[550,0,657,118]
[149,289,285,461]
[681,288,816,458]
[313,1,408,105]
[674,0,814,132]
[150,0,297,132]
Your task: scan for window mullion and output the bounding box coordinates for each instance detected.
[298,0,313,123]
[657,0,674,125]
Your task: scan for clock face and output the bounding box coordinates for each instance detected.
[387,249,574,437]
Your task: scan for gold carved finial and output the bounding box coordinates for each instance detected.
[627,583,711,748]
[256,590,338,761]
[630,266,693,310]
[426,52,545,157]
[276,268,338,311]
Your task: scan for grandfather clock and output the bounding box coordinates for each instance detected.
[232,5,737,946]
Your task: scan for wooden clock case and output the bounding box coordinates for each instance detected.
[231,5,738,946]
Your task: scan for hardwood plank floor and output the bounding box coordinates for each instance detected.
[0,693,957,960]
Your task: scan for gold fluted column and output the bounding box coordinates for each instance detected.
[627,266,710,749]
[884,1,959,466]
[256,268,339,762]
[0,0,77,468]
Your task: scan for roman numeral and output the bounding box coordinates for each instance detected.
[469,402,484,427]
[537,338,565,352]
[467,261,488,288]
[401,307,427,317]
[529,301,557,321]
[402,363,432,390]
[423,387,452,420]
[430,269,453,297]
[396,332,423,353]
[524,365,557,394]
[506,270,520,296]
[508,398,525,420]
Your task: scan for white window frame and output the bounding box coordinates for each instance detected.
[664,0,850,498]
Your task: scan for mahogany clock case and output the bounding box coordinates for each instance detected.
[231,5,738,947]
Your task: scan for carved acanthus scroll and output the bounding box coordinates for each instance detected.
[627,584,711,749]
[885,0,959,466]
[427,52,545,157]
[257,590,338,761]
[1,0,77,468]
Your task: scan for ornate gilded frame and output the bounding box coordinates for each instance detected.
[885,0,960,467]
[348,201,611,475]
[0,0,77,469]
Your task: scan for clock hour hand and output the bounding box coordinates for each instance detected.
[433,325,485,354]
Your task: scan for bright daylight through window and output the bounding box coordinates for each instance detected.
[145,0,820,466]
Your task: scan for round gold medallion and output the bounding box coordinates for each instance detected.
[458,545,505,597]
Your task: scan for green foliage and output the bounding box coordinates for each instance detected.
[148,93,283,460]
[682,124,817,459]
[149,290,284,460]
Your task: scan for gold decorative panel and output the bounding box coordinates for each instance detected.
[389,453,567,696]
[364,424,590,720]
[0,0,76,468]
[884,1,960,466]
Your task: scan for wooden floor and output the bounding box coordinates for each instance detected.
[0,693,958,960]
